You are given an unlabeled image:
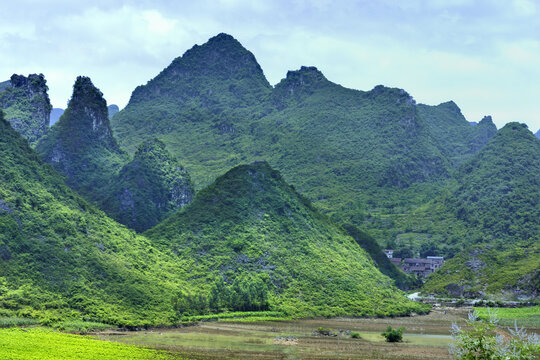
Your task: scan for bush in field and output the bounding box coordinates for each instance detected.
[381,326,404,342]
[350,332,361,339]
[450,310,539,360]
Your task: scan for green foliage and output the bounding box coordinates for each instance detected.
[102,138,193,232]
[111,34,459,235]
[342,224,418,290]
[146,162,428,318]
[450,311,539,360]
[0,110,182,326]
[35,76,128,203]
[0,328,175,359]
[36,78,193,232]
[350,331,361,339]
[0,111,426,326]
[208,274,270,313]
[0,74,52,144]
[475,306,540,328]
[381,326,404,342]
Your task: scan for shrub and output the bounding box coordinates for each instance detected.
[450,310,539,360]
[350,332,361,339]
[381,326,404,342]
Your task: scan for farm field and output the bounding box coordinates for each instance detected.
[98,308,501,360]
[0,328,177,360]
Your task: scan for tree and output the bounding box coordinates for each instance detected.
[381,326,404,342]
[450,311,539,360]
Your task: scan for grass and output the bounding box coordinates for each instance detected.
[181,311,286,322]
[54,320,115,333]
[475,306,540,327]
[0,327,180,359]
[0,317,40,328]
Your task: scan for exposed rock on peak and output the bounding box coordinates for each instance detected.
[68,76,112,139]
[272,66,331,105]
[368,85,416,106]
[479,115,493,125]
[36,77,126,199]
[0,73,52,143]
[128,33,271,106]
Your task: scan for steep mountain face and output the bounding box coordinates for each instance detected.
[421,123,540,298]
[36,77,127,202]
[111,33,457,227]
[0,110,181,326]
[417,102,497,165]
[0,74,52,143]
[145,162,426,317]
[49,108,64,126]
[342,224,417,290]
[103,138,194,232]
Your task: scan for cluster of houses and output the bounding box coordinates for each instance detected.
[382,249,444,278]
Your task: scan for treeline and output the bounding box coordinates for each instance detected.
[172,274,270,317]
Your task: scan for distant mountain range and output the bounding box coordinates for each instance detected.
[0,32,538,323]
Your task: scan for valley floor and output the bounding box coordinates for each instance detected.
[1,307,538,359]
[97,307,539,360]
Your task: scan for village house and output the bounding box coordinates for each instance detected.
[383,250,445,278]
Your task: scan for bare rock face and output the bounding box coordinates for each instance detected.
[0,74,52,143]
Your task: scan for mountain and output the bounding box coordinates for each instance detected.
[0,109,180,326]
[0,118,424,323]
[108,104,119,119]
[417,102,497,165]
[535,129,540,139]
[102,138,194,232]
[36,76,127,202]
[421,123,540,298]
[342,224,417,290]
[49,108,64,126]
[111,33,469,229]
[145,161,426,317]
[0,74,52,143]
[36,77,194,233]
[50,105,118,127]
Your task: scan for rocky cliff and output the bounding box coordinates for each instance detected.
[0,74,52,143]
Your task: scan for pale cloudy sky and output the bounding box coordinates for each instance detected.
[1,0,539,131]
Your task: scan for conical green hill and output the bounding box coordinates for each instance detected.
[146,161,426,317]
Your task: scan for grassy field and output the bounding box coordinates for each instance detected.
[1,307,537,359]
[0,328,178,360]
[475,305,540,327]
[99,309,474,359]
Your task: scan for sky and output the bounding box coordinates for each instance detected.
[1,0,539,131]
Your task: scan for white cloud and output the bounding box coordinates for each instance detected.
[0,1,538,131]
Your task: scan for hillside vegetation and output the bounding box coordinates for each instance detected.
[1,111,424,325]
[146,161,426,317]
[36,77,193,232]
[0,74,52,144]
[0,109,181,326]
[111,33,490,229]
